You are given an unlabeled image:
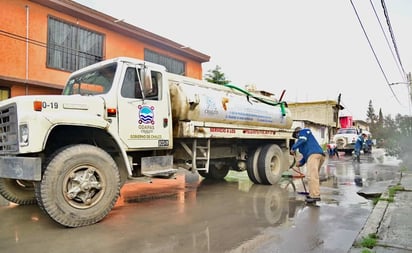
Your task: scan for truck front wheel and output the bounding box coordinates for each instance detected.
[0,179,36,205]
[257,144,285,185]
[37,144,121,227]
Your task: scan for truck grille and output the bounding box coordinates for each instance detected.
[0,103,19,153]
[336,138,346,149]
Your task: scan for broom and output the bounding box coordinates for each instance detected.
[289,157,309,195]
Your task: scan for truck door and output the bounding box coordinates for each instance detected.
[117,64,172,149]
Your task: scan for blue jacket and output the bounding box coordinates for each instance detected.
[354,135,364,151]
[291,128,324,166]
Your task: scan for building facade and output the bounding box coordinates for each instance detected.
[289,100,343,145]
[0,0,210,100]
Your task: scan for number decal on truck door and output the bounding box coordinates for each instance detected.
[42,102,59,109]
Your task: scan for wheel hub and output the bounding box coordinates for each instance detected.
[65,166,103,208]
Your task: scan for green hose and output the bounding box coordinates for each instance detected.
[224,83,287,116]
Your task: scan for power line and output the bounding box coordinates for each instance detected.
[0,29,102,61]
[369,0,405,80]
[349,0,402,104]
[381,0,407,80]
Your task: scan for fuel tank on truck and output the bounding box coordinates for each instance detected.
[168,76,292,129]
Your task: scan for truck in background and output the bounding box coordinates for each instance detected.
[332,127,359,154]
[0,57,294,227]
[333,116,372,155]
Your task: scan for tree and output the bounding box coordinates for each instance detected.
[366,100,378,135]
[372,112,412,168]
[377,108,384,128]
[204,65,230,85]
[366,100,377,124]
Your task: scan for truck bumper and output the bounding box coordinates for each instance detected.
[0,157,42,181]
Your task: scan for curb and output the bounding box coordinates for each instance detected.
[348,171,407,252]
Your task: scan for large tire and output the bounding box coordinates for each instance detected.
[257,144,285,185]
[197,170,210,179]
[37,144,121,227]
[209,163,229,179]
[34,181,45,212]
[198,163,229,180]
[246,147,262,184]
[0,178,36,205]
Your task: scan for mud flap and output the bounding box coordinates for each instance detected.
[141,155,177,178]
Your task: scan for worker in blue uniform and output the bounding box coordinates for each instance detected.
[290,127,326,203]
[354,133,367,163]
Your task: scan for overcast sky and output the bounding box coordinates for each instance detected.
[75,0,412,120]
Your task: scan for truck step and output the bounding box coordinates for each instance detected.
[142,168,178,179]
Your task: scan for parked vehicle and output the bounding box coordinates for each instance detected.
[332,128,359,155]
[362,131,373,154]
[0,57,295,227]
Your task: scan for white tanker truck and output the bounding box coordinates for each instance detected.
[0,57,294,227]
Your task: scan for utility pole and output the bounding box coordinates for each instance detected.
[408,72,411,105]
[336,93,341,129]
[389,72,412,116]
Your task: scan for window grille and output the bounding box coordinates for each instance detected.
[47,16,104,72]
[144,49,185,75]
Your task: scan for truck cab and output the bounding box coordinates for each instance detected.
[332,127,359,154]
[63,58,173,151]
[0,57,294,227]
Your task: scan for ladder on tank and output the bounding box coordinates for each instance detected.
[181,139,211,173]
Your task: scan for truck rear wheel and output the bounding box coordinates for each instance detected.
[257,144,285,185]
[198,163,229,180]
[0,178,36,205]
[246,147,262,184]
[209,164,229,179]
[37,144,121,227]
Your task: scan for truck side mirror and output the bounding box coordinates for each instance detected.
[141,68,153,97]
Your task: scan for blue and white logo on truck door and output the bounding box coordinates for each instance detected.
[138,105,155,124]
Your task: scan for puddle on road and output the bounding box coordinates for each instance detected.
[1,154,400,253]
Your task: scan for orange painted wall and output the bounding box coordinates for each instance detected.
[11,85,61,98]
[0,0,204,96]
[0,0,28,80]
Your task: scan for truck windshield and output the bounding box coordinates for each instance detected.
[62,63,117,95]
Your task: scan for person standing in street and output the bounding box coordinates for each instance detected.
[290,127,326,203]
[354,133,367,163]
[327,141,339,158]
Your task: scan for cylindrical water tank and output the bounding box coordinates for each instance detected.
[169,80,292,129]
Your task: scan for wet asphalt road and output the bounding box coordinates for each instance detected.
[0,151,400,253]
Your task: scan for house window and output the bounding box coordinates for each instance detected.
[47,16,104,72]
[0,87,10,101]
[144,49,185,75]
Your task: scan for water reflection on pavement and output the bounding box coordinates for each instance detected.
[0,151,400,253]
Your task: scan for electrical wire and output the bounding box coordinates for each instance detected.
[369,0,405,81]
[349,0,402,104]
[381,0,407,80]
[0,29,102,62]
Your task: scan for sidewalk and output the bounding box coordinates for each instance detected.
[349,170,412,252]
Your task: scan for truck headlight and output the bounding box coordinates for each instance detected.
[19,124,29,146]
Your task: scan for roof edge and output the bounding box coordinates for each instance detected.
[29,0,211,63]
